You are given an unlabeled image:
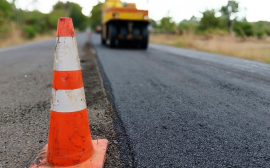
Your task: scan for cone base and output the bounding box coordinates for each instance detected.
[29,139,108,168]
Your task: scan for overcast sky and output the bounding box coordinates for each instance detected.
[8,0,270,23]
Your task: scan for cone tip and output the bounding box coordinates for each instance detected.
[57,17,75,37]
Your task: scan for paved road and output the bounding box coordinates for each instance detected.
[91,33,270,167]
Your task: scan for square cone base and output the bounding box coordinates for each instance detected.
[29,139,108,168]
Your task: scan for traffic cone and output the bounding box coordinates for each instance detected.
[29,17,108,168]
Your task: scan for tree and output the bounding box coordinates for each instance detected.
[68,2,87,30]
[50,2,87,30]
[0,0,12,25]
[160,16,175,33]
[53,1,67,10]
[49,2,68,29]
[233,21,255,37]
[178,16,199,34]
[89,2,102,29]
[220,0,239,36]
[0,0,13,34]
[0,0,12,18]
[150,19,158,29]
[199,10,221,31]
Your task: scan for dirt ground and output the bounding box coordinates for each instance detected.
[150,34,270,63]
[0,38,122,167]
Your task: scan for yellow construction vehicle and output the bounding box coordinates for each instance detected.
[101,0,149,49]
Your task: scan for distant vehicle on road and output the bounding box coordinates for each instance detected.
[95,25,102,33]
[101,0,149,49]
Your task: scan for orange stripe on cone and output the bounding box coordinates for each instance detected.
[56,17,75,37]
[29,17,108,168]
[52,70,83,90]
[47,109,94,166]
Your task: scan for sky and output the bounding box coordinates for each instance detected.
[8,0,270,23]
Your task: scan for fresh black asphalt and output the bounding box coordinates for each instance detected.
[91,33,270,167]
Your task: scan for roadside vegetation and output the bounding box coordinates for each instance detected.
[1,0,270,63]
[0,0,88,47]
[150,0,270,63]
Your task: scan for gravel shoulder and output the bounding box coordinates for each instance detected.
[81,40,122,167]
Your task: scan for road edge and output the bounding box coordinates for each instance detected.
[89,34,136,168]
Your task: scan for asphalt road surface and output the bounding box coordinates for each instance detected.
[2,32,270,168]
[0,38,55,167]
[91,33,270,167]
[0,34,94,167]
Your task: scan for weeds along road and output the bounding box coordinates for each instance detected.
[91,33,270,167]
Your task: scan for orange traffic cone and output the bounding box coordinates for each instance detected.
[29,17,108,168]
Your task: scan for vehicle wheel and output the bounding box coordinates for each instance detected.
[109,24,117,48]
[141,25,149,49]
[101,32,106,45]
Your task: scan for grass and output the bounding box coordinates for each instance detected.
[0,23,55,48]
[150,34,270,63]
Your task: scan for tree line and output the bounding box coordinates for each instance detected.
[151,0,270,39]
[0,0,88,39]
[1,0,269,40]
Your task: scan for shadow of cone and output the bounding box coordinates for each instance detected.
[29,17,108,168]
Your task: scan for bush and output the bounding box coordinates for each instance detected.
[23,25,36,39]
[256,30,264,39]
[233,21,255,37]
[265,28,270,36]
[198,10,222,31]
[47,10,65,29]
[178,20,198,34]
[160,16,176,33]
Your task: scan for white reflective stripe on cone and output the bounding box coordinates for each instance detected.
[51,87,86,113]
[54,37,81,71]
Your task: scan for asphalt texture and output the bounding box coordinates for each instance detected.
[91,33,270,168]
[0,33,121,167]
[0,38,55,167]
